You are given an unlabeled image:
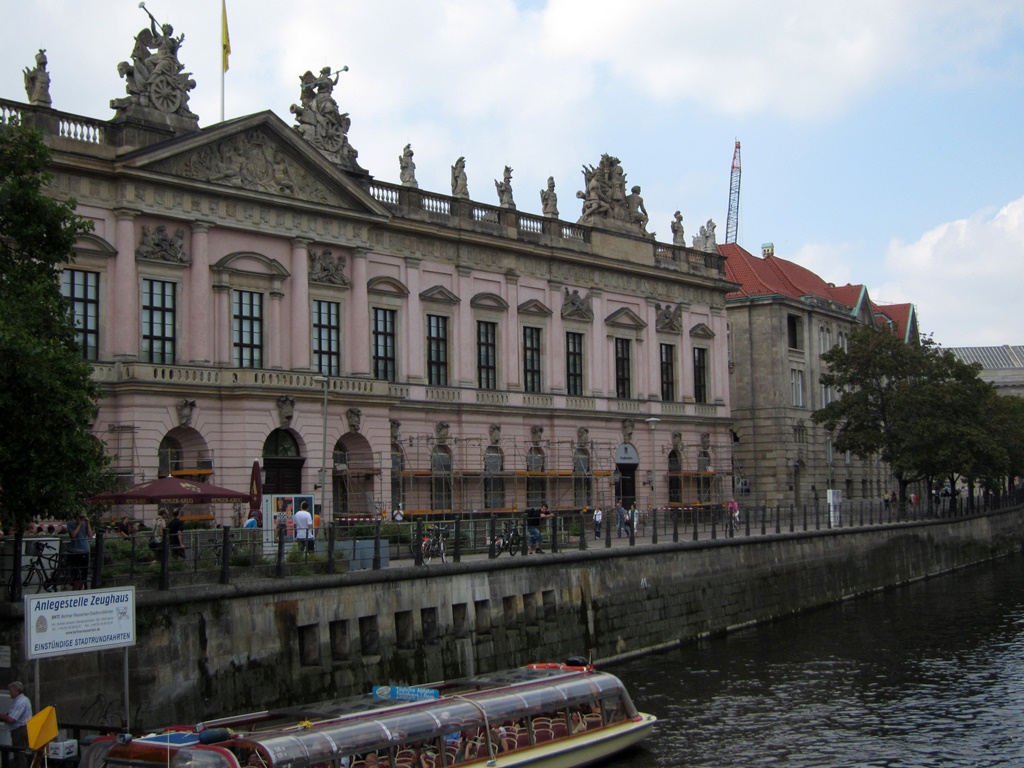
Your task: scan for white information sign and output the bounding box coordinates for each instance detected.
[24,587,136,660]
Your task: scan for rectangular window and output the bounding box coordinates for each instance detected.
[142,278,175,364]
[693,346,708,404]
[61,269,99,360]
[523,326,542,393]
[615,338,631,399]
[787,314,803,350]
[791,368,805,407]
[566,331,584,397]
[427,314,449,387]
[312,300,340,376]
[232,290,263,368]
[372,307,397,382]
[477,321,497,390]
[660,343,675,401]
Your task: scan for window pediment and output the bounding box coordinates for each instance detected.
[420,285,461,305]
[689,322,715,339]
[605,307,647,330]
[471,292,509,311]
[367,276,410,297]
[518,299,552,317]
[212,251,290,278]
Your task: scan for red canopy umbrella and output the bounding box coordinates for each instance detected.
[90,476,251,505]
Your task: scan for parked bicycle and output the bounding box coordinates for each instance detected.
[8,541,77,594]
[410,524,450,564]
[493,520,522,556]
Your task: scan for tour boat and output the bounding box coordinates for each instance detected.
[80,663,656,768]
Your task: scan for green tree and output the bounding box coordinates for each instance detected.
[0,122,109,531]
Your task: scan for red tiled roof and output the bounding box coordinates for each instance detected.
[873,302,916,343]
[720,242,859,312]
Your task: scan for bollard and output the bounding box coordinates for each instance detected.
[672,511,679,543]
[159,533,170,591]
[326,522,336,574]
[521,512,530,556]
[579,511,587,551]
[605,510,612,549]
[651,508,658,545]
[551,511,559,554]
[220,525,231,585]
[453,517,462,563]
[489,517,497,559]
[692,509,698,541]
[414,518,424,566]
[372,518,382,570]
[276,522,287,578]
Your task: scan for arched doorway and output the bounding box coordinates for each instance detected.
[263,429,305,495]
[332,432,377,517]
[613,442,639,509]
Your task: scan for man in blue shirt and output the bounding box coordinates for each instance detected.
[2,681,32,768]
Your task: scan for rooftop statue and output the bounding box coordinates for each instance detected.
[290,65,364,172]
[540,176,558,218]
[110,4,197,124]
[399,143,418,187]
[691,218,718,253]
[23,49,51,107]
[576,154,652,238]
[670,211,685,246]
[495,165,515,209]
[451,156,469,198]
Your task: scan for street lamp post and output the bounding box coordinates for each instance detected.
[314,376,329,524]
[645,417,661,518]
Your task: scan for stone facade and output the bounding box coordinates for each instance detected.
[722,243,917,507]
[2,34,735,520]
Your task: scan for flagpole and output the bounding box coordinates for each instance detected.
[220,0,230,122]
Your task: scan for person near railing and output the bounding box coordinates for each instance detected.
[67,513,93,589]
[1,681,32,768]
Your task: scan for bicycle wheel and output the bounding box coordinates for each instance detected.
[438,539,446,564]
[508,530,521,556]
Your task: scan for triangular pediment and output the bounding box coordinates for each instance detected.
[689,322,715,339]
[518,299,552,317]
[420,285,461,305]
[126,111,391,216]
[605,307,647,330]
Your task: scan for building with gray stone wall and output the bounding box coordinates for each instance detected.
[721,242,918,507]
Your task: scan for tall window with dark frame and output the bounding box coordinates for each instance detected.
[477,320,497,390]
[372,307,397,382]
[614,338,632,399]
[693,346,708,404]
[232,290,262,369]
[523,326,542,393]
[427,314,449,387]
[431,446,453,511]
[61,269,99,361]
[483,446,505,509]
[312,300,341,376]
[659,343,675,401]
[566,331,584,397]
[526,447,546,508]
[142,278,176,364]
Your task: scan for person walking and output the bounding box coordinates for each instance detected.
[294,501,314,553]
[168,508,186,559]
[67,512,93,589]
[615,499,627,538]
[593,508,603,539]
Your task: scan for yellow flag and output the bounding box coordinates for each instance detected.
[27,706,58,751]
[222,0,231,72]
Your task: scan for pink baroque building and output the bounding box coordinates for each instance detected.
[4,38,736,524]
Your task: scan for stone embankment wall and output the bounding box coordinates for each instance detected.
[2,509,1021,730]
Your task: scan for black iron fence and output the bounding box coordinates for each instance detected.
[6,490,1022,600]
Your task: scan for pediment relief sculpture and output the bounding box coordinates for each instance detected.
[136,224,189,264]
[655,303,683,333]
[309,248,350,286]
[148,128,334,204]
[561,288,594,321]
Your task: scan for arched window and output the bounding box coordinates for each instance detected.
[667,449,682,503]
[483,446,505,510]
[262,429,304,495]
[526,447,546,508]
[573,449,591,509]
[431,445,453,511]
[158,435,182,477]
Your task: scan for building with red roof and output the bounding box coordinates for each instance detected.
[722,241,917,507]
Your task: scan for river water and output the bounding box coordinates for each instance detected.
[609,553,1024,767]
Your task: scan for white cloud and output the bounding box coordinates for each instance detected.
[883,197,1024,346]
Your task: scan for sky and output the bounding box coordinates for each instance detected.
[2,0,1023,347]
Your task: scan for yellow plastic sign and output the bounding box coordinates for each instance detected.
[27,706,58,751]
